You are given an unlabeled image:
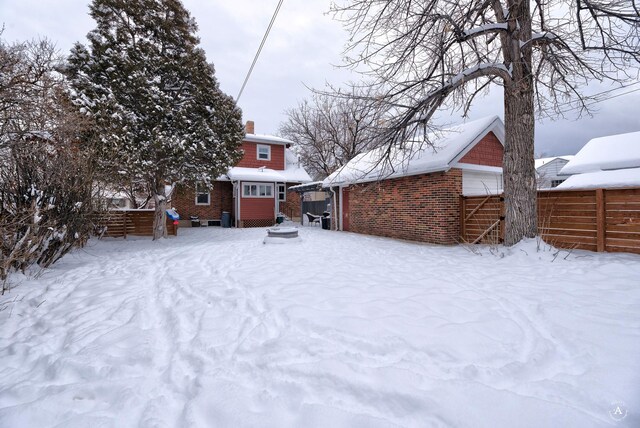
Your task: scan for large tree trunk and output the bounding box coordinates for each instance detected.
[503,86,537,245]
[502,0,537,246]
[152,181,167,241]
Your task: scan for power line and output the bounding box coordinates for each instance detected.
[583,86,640,106]
[236,0,284,102]
[552,81,640,111]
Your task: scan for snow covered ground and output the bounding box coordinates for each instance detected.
[1,225,639,427]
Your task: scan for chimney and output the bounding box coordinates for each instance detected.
[245,120,255,134]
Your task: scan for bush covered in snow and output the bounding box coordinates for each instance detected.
[0,140,99,287]
[0,36,100,290]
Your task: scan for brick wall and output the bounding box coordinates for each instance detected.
[459,132,503,167]
[172,182,233,220]
[345,169,463,245]
[236,142,285,170]
[279,186,301,219]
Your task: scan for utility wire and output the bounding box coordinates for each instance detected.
[552,81,640,111]
[236,0,284,102]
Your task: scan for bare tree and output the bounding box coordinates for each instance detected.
[280,87,388,180]
[331,0,640,245]
[0,37,99,290]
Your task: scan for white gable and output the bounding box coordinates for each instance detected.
[534,156,574,170]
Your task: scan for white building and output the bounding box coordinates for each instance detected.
[535,156,574,188]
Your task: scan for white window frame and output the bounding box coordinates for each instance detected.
[277,183,286,202]
[242,182,274,198]
[257,144,271,161]
[195,183,210,206]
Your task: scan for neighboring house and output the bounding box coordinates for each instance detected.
[557,130,640,189]
[104,191,136,209]
[535,156,574,188]
[172,121,312,227]
[322,115,505,245]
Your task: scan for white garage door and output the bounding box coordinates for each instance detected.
[462,170,503,196]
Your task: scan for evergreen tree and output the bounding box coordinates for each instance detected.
[66,0,244,239]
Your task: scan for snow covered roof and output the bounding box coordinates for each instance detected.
[556,167,640,190]
[323,116,504,187]
[560,131,640,175]
[534,156,574,170]
[244,133,293,146]
[221,148,312,183]
[288,181,325,192]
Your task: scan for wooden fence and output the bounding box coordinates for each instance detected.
[96,209,178,238]
[461,188,640,254]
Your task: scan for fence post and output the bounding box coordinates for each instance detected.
[459,195,466,242]
[499,195,505,243]
[596,188,606,252]
[123,212,127,239]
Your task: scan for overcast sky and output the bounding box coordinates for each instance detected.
[1,0,638,156]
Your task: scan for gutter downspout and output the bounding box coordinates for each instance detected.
[329,186,338,231]
[232,180,240,228]
[274,181,278,221]
[338,186,344,231]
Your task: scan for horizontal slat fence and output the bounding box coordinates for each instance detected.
[459,195,503,245]
[461,188,640,254]
[96,210,178,238]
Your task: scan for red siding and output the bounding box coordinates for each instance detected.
[236,142,285,170]
[459,132,503,167]
[172,182,233,220]
[241,196,275,220]
[344,169,463,245]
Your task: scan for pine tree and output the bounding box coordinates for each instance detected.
[66,0,244,239]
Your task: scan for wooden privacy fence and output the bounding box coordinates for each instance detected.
[95,209,178,238]
[461,188,640,254]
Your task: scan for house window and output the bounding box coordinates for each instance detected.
[242,182,273,198]
[257,144,271,161]
[277,184,286,202]
[551,179,565,187]
[195,183,210,205]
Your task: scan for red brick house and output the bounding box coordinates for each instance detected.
[322,116,505,244]
[173,121,312,227]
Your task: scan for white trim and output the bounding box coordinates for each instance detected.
[277,183,286,202]
[244,134,292,146]
[234,181,241,226]
[453,163,503,173]
[274,182,279,217]
[195,183,210,206]
[242,182,274,198]
[257,144,271,161]
[339,186,344,231]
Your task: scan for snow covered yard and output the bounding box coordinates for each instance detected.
[1,225,639,428]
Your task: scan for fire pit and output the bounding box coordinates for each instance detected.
[263,227,300,244]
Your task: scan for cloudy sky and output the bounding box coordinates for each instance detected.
[1,0,638,156]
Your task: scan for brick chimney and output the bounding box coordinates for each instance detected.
[245,120,255,134]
